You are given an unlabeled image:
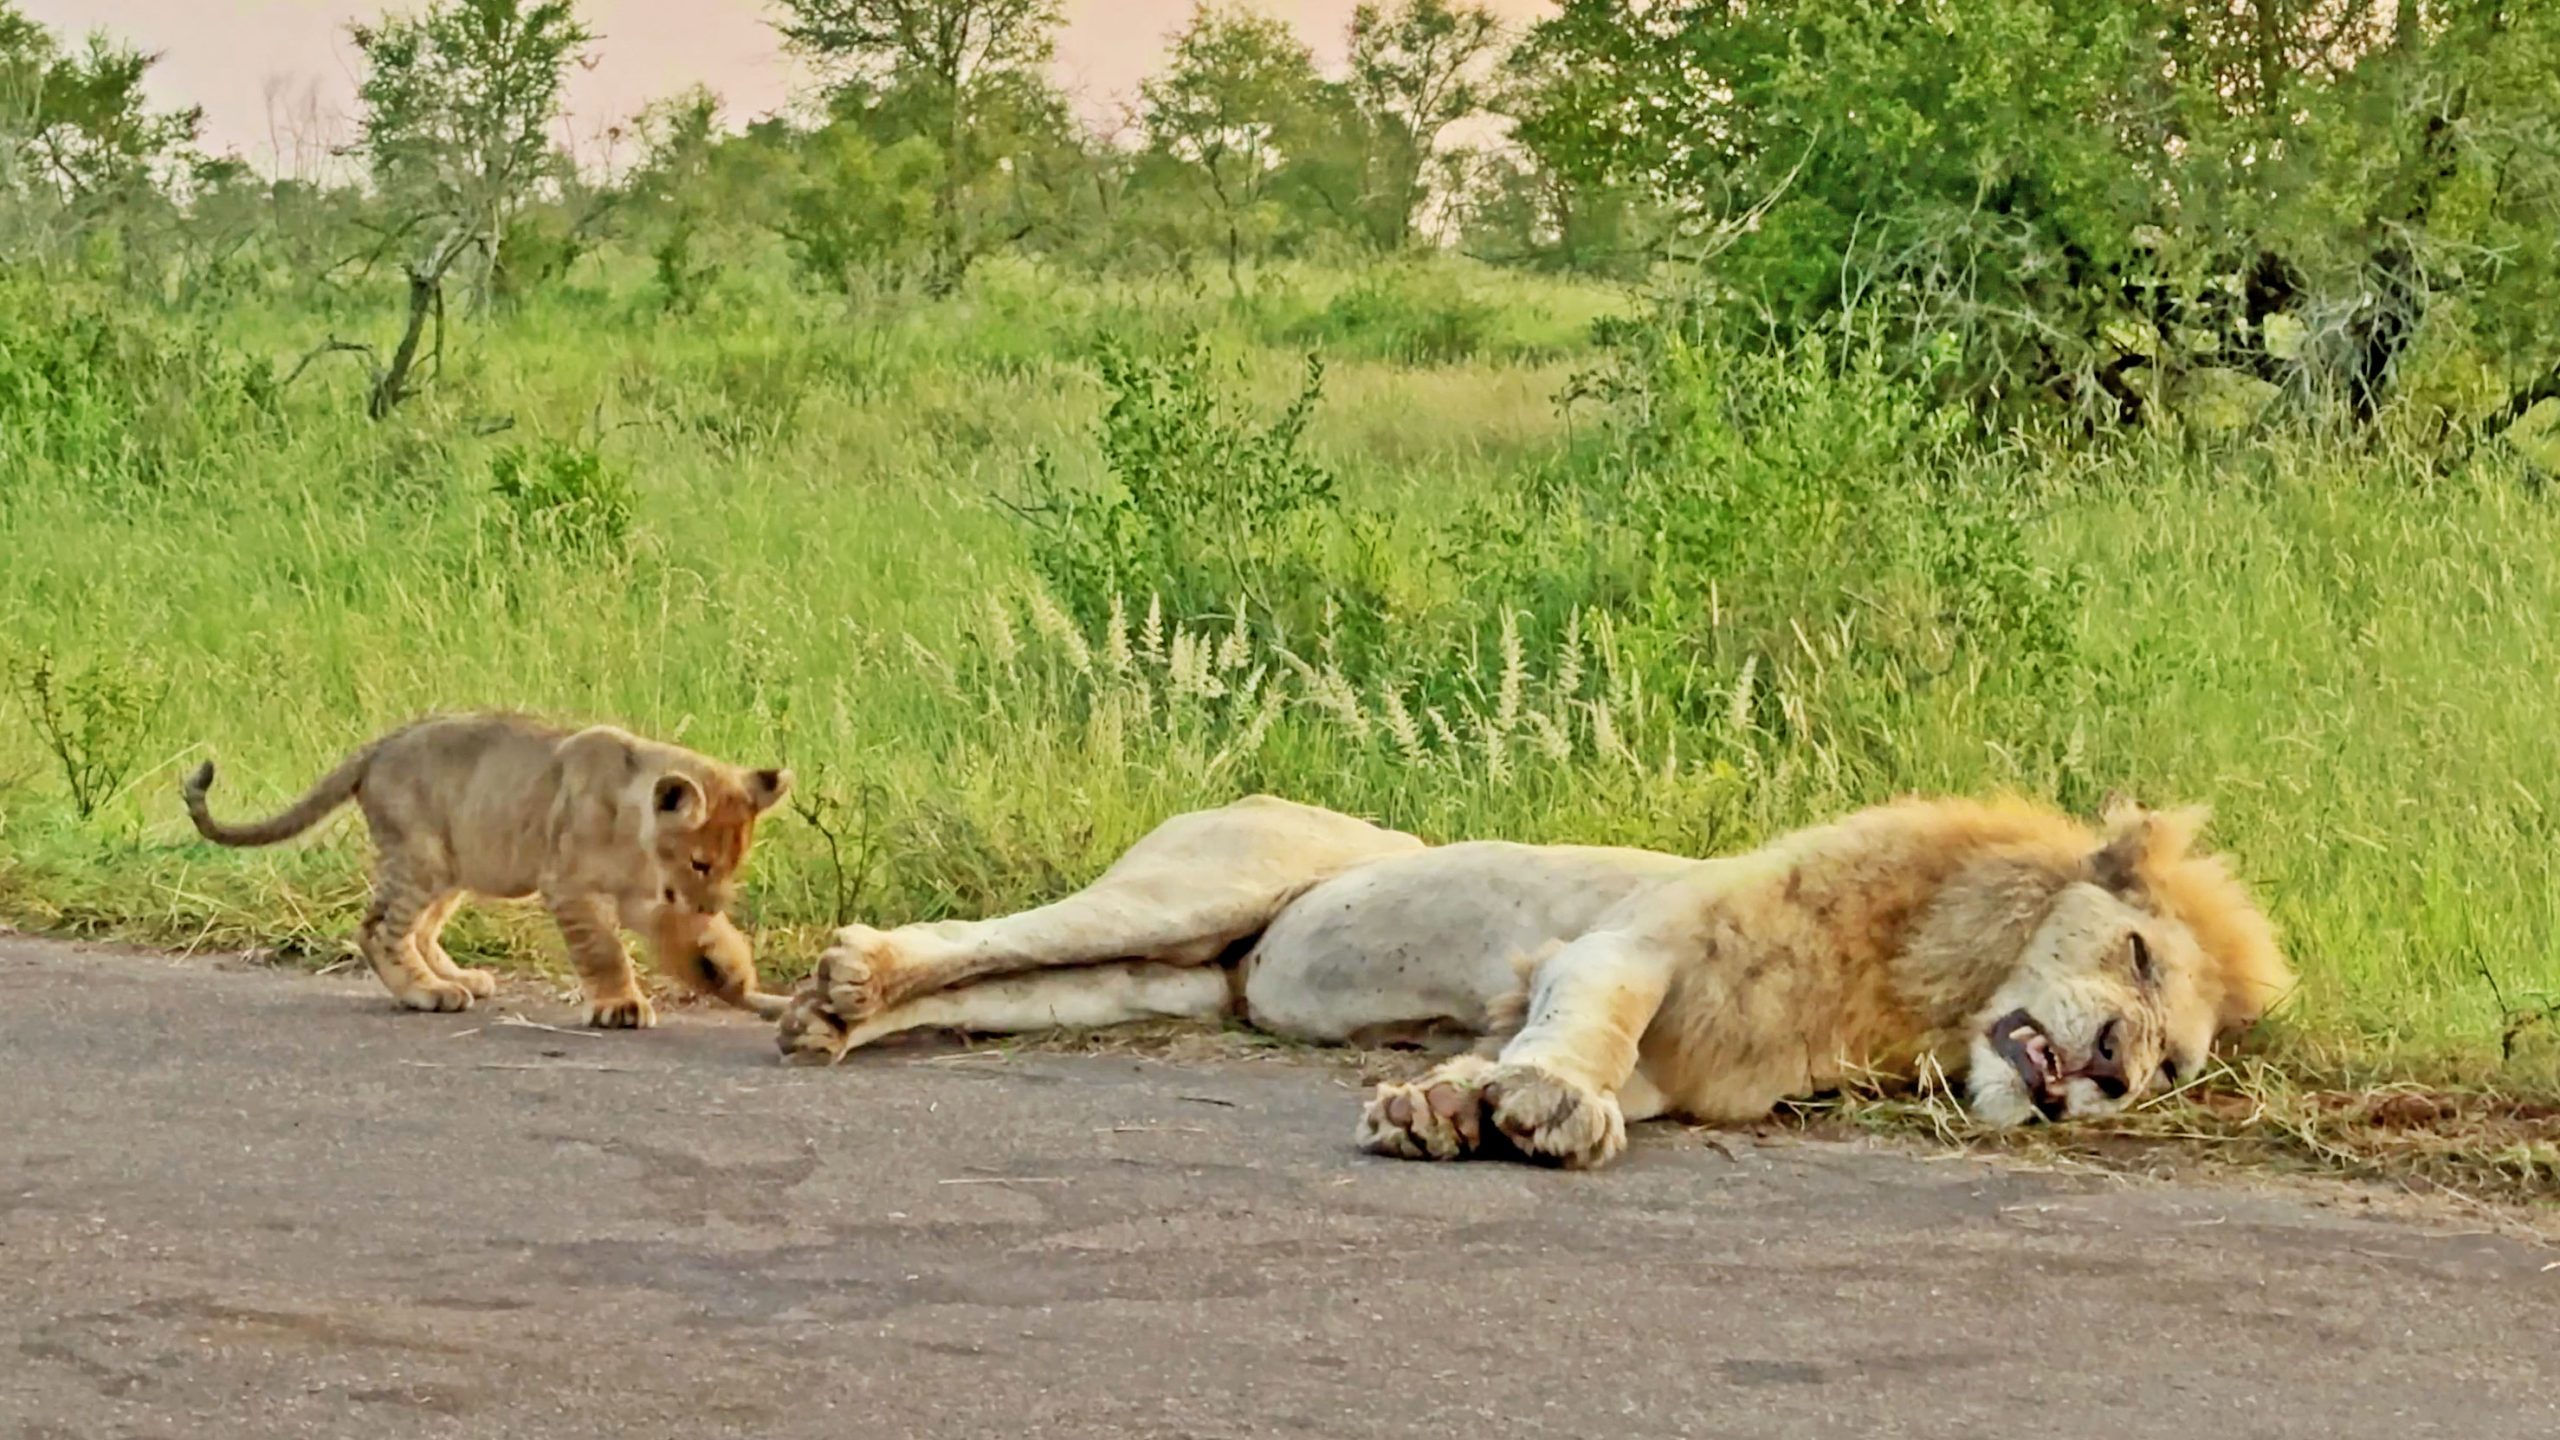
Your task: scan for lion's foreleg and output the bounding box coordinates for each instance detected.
[1371,932,1671,1169]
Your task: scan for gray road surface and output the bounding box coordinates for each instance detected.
[2,933,2554,1439]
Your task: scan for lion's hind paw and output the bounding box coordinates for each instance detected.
[814,924,902,1026]
[775,982,853,1066]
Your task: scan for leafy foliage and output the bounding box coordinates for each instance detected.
[1507,0,2560,429]
[0,274,273,493]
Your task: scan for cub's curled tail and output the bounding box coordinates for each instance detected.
[183,744,379,847]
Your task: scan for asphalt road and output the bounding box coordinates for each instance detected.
[3,932,2555,1439]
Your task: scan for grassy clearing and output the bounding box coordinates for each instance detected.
[3,252,2558,1192]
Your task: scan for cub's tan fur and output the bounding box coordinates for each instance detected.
[776,794,2289,1169]
[184,713,791,1028]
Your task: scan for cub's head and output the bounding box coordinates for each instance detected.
[1965,803,2290,1127]
[646,764,791,915]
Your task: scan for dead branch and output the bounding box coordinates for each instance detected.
[278,336,382,389]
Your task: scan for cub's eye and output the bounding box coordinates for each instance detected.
[691,860,713,876]
[2129,931,2156,985]
[662,888,676,904]
[2159,1057,2182,1086]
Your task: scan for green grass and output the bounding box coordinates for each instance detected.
[2,251,2556,1104]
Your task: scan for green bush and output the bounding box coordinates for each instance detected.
[487,440,635,562]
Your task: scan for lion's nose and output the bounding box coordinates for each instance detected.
[2079,1018,2131,1099]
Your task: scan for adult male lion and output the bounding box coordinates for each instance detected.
[776,794,2289,1169]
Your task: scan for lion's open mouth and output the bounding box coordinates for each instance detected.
[1985,1009,2068,1121]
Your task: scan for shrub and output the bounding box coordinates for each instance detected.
[1284,264,1500,364]
[0,276,275,497]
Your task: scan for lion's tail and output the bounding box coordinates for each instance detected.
[182,743,378,848]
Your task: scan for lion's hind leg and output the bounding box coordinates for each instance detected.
[778,962,1232,1066]
[795,798,1422,1033]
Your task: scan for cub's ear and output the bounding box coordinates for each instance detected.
[652,773,706,825]
[2090,799,2208,897]
[747,767,792,812]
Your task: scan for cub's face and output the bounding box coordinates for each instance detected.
[1964,883,2216,1127]
[648,766,791,916]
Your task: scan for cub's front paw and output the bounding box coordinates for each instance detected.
[584,993,659,1030]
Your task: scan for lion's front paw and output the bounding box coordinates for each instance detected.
[775,982,852,1066]
[815,924,900,1025]
[584,993,658,1030]
[1482,1063,1626,1169]
[1356,1056,1495,1161]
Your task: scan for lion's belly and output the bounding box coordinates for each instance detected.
[1240,841,1695,1043]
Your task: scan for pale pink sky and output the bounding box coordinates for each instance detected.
[23,1,1551,173]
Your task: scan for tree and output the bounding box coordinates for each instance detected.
[1138,3,1323,292]
[770,0,1065,294]
[776,120,940,293]
[0,3,203,264]
[335,0,592,416]
[1458,9,1662,274]
[1343,0,1502,248]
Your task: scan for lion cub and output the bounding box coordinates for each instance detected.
[183,713,792,1028]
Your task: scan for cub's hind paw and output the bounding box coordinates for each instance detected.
[395,979,477,1014]
[445,966,499,1000]
[1355,1056,1495,1161]
[584,994,658,1030]
[1482,1063,1626,1170]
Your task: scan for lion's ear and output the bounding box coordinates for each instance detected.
[652,773,706,825]
[747,767,791,812]
[2090,801,2208,897]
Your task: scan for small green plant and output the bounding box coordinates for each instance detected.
[7,647,169,821]
[1010,337,1338,628]
[488,440,636,561]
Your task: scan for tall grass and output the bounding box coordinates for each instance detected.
[1,253,2554,1095]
